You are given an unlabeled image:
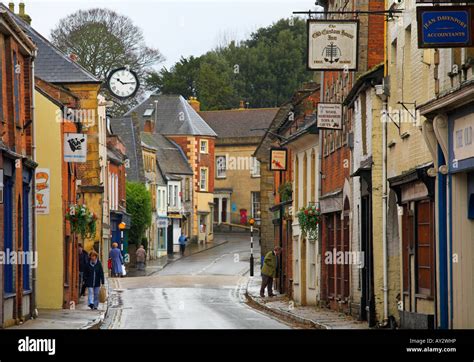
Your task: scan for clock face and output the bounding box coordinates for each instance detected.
[107,68,140,100]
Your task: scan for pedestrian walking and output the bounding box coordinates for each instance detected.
[83,251,105,310]
[109,242,124,277]
[78,243,89,297]
[178,233,187,256]
[136,244,146,271]
[260,246,282,298]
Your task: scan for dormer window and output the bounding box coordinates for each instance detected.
[143,108,154,117]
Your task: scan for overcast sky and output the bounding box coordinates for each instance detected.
[19,0,316,70]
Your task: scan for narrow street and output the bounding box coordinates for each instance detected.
[101,234,290,329]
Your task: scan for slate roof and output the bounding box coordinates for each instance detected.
[124,94,217,137]
[140,132,193,178]
[0,4,100,84]
[110,117,142,182]
[199,108,278,139]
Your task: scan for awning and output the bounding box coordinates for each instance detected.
[168,213,182,219]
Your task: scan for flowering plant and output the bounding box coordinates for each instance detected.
[297,204,321,240]
[65,204,97,239]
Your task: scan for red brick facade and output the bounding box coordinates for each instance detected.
[0,13,36,325]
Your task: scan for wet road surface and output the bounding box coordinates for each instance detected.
[101,233,290,329]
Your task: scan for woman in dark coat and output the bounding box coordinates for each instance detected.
[83,251,105,309]
[109,242,124,277]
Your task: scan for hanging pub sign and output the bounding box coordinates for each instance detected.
[317,103,343,130]
[307,19,359,71]
[64,133,88,163]
[269,148,288,172]
[417,6,474,48]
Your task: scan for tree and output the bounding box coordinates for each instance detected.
[50,8,165,115]
[126,182,152,245]
[146,17,312,110]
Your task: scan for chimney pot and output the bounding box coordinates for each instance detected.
[188,97,200,112]
[19,2,25,15]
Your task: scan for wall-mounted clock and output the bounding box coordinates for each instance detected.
[106,67,140,100]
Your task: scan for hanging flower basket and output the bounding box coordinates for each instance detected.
[65,204,97,240]
[297,205,321,241]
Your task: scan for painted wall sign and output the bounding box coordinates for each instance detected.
[417,6,474,48]
[307,20,359,71]
[317,103,343,130]
[449,107,474,173]
[270,148,288,172]
[35,168,50,215]
[64,133,87,163]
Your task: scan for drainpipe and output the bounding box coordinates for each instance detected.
[382,100,389,325]
[31,51,38,318]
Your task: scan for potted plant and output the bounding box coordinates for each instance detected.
[297,204,321,241]
[65,204,97,240]
[278,182,293,202]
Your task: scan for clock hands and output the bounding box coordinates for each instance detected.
[115,78,136,86]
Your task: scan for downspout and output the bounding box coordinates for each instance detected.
[382,1,389,324]
[31,51,37,318]
[382,100,389,324]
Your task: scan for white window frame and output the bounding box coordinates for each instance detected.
[200,168,208,191]
[200,139,209,154]
[251,157,261,178]
[251,191,261,220]
[216,155,227,179]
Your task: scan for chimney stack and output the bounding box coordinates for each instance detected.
[8,2,14,12]
[144,119,155,133]
[17,2,32,24]
[188,96,200,112]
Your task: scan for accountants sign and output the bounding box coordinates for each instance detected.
[417,6,474,48]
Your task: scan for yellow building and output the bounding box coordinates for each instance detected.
[34,80,83,309]
[385,0,437,328]
[199,107,278,229]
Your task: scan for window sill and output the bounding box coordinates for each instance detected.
[4,292,16,299]
[415,293,434,301]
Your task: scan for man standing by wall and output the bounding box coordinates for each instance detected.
[260,246,282,297]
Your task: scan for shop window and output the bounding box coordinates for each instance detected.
[416,200,435,297]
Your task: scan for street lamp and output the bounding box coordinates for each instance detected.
[249,218,255,277]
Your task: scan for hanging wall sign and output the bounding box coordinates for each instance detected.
[417,6,474,48]
[64,133,87,163]
[270,148,288,172]
[307,19,359,71]
[35,168,50,215]
[317,103,343,130]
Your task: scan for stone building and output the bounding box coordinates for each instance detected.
[199,105,277,228]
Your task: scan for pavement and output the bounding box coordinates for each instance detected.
[10,236,228,330]
[245,263,368,329]
[10,283,108,330]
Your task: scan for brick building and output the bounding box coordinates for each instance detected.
[318,0,385,321]
[116,94,216,245]
[0,6,36,326]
